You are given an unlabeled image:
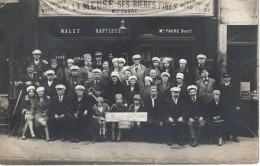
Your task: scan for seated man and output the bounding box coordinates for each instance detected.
[186,85,206,147]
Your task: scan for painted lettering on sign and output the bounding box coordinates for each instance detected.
[105,112,147,122]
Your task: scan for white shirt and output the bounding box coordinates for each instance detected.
[225,82,230,86]
[131,87,134,92]
[173,98,178,104]
[48,80,53,87]
[151,96,157,108]
[34,60,39,65]
[98,106,103,113]
[59,95,63,102]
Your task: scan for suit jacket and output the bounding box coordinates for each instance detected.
[85,79,106,98]
[129,104,145,112]
[17,72,39,92]
[130,64,147,82]
[92,60,104,70]
[92,103,110,120]
[40,79,58,98]
[72,95,95,119]
[49,95,75,117]
[165,98,186,122]
[66,76,84,99]
[143,95,164,124]
[105,80,125,103]
[186,96,206,120]
[175,67,192,84]
[206,99,225,122]
[196,78,216,104]
[31,59,48,79]
[124,84,140,106]
[157,81,173,99]
[173,82,188,101]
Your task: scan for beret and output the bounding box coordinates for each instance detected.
[187,85,198,91]
[133,94,141,99]
[45,70,55,75]
[170,87,181,92]
[152,57,160,62]
[129,76,137,81]
[144,76,153,82]
[176,73,184,79]
[32,49,41,54]
[132,54,141,59]
[26,86,35,92]
[112,58,119,63]
[161,72,170,78]
[111,71,119,78]
[93,68,102,74]
[95,51,103,56]
[115,93,123,99]
[70,65,80,70]
[163,58,171,63]
[96,97,104,102]
[213,90,221,95]
[55,84,66,90]
[179,59,187,64]
[197,54,206,59]
[75,85,85,91]
[67,59,75,63]
[118,58,126,64]
[36,86,45,92]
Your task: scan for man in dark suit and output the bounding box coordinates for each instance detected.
[49,84,75,142]
[40,70,57,98]
[143,86,164,143]
[164,87,186,146]
[92,51,104,70]
[66,65,83,99]
[196,68,216,104]
[186,85,206,147]
[30,49,48,81]
[220,73,240,142]
[192,54,207,83]
[173,73,188,101]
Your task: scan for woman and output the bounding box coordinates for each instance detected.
[100,61,111,82]
[124,76,140,107]
[129,94,145,142]
[32,86,51,142]
[140,76,153,99]
[20,86,37,140]
[157,72,173,99]
[161,58,175,83]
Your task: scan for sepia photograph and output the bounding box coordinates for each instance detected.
[0,0,258,164]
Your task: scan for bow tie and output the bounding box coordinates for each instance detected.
[203,78,209,81]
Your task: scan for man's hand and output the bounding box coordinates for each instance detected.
[199,117,203,121]
[55,114,59,119]
[26,81,32,86]
[96,91,101,96]
[60,114,65,118]
[88,92,93,96]
[42,113,46,116]
[46,96,50,99]
[189,118,195,122]
[74,113,78,118]
[35,82,40,86]
[178,117,183,122]
[83,110,88,116]
[160,121,163,126]
[169,117,174,123]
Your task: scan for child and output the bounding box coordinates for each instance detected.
[110,94,127,142]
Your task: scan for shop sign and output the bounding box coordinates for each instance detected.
[105,112,147,122]
[39,0,214,17]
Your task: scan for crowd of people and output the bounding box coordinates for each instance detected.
[16,49,241,147]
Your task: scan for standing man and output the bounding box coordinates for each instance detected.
[92,51,103,70]
[173,73,188,100]
[175,59,191,84]
[196,68,216,104]
[31,49,48,81]
[40,70,57,98]
[220,73,240,142]
[67,65,83,99]
[193,54,207,83]
[85,69,106,98]
[186,85,206,147]
[130,54,146,82]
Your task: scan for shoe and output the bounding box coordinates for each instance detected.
[167,140,172,146]
[70,138,75,143]
[233,137,239,142]
[46,138,50,142]
[61,137,66,142]
[191,139,198,147]
[50,137,56,141]
[22,135,26,140]
[218,137,223,146]
[31,134,36,138]
[74,139,79,143]
[190,138,195,145]
[178,140,184,146]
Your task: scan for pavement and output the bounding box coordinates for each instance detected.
[0,135,258,165]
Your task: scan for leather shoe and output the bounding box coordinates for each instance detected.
[46,138,50,142]
[178,140,184,146]
[61,137,66,142]
[191,139,198,147]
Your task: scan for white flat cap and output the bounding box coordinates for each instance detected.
[45,70,55,75]
[179,59,187,64]
[170,87,181,92]
[32,49,41,54]
[112,58,119,63]
[93,68,102,74]
[36,86,45,93]
[75,85,85,91]
[163,57,171,63]
[151,85,157,90]
[129,75,137,81]
[197,54,206,59]
[111,71,119,78]
[118,58,126,64]
[55,84,66,90]
[176,73,184,79]
[187,85,198,91]
[67,59,75,63]
[213,90,221,95]
[145,76,153,82]
[83,54,92,60]
[70,65,80,70]
[161,72,170,78]
[26,86,35,92]
[152,57,160,62]
[122,66,131,73]
[95,51,103,56]
[132,54,141,59]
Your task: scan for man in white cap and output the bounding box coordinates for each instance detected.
[49,84,75,142]
[145,57,161,79]
[158,72,173,98]
[175,59,191,84]
[186,85,206,147]
[64,59,75,81]
[173,73,188,100]
[67,65,83,99]
[40,70,57,98]
[164,87,186,146]
[121,66,132,90]
[85,68,105,98]
[79,58,94,84]
[93,51,104,70]
[130,54,146,82]
[193,54,207,82]
[31,49,48,81]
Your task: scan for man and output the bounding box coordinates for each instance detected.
[79,57,94,84]
[164,87,186,146]
[193,54,207,83]
[220,73,240,142]
[173,73,188,100]
[30,49,48,81]
[92,51,103,70]
[186,85,206,147]
[145,57,161,79]
[149,69,161,86]
[130,54,146,82]
[121,66,133,90]
[85,68,106,98]
[40,70,57,98]
[143,86,164,143]
[67,65,83,99]
[196,68,216,104]
[49,84,75,142]
[157,72,173,98]
[175,59,191,84]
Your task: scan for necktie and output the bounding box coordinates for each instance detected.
[59,96,62,102]
[135,68,138,72]
[192,97,196,102]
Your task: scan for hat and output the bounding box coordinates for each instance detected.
[50,59,57,65]
[111,71,119,78]
[122,66,132,73]
[145,76,153,82]
[133,94,141,99]
[179,59,187,64]
[93,68,102,74]
[199,68,208,75]
[152,57,160,62]
[55,84,66,90]
[32,49,41,55]
[75,85,85,91]
[163,58,171,63]
[96,97,104,102]
[176,73,184,80]
[112,58,119,63]
[151,85,157,90]
[129,76,137,81]
[115,93,123,99]
[95,51,103,56]
[67,59,74,63]
[70,65,80,70]
[213,90,221,95]
[26,86,35,92]
[83,54,92,60]
[45,70,55,75]
[170,87,181,92]
[132,54,141,59]
[36,86,45,93]
[187,85,198,91]
[223,73,231,78]
[197,54,206,59]
[161,72,170,78]
[118,58,126,64]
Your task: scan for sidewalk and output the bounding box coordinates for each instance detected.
[0,135,258,164]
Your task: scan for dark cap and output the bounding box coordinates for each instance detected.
[223,73,231,78]
[199,67,208,75]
